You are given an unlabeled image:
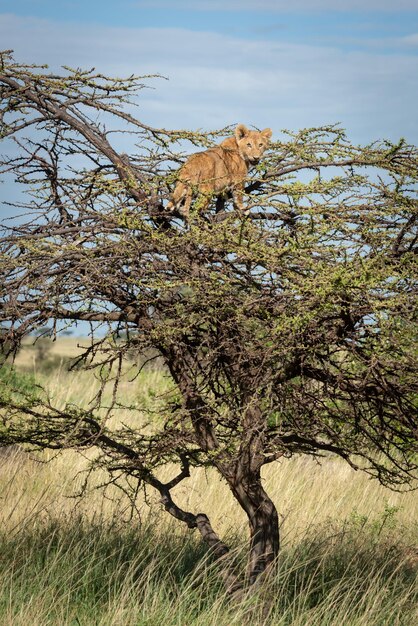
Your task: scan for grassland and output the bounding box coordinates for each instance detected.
[0,338,417,625]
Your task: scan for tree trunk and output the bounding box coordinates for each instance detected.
[231,473,280,587]
[248,487,279,586]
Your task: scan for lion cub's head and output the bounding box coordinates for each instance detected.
[235,124,272,165]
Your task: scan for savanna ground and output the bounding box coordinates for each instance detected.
[0,338,417,626]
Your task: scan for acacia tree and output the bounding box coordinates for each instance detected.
[0,52,417,593]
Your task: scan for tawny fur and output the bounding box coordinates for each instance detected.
[167,124,272,217]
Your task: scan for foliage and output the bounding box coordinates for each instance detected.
[0,365,38,404]
[0,50,417,592]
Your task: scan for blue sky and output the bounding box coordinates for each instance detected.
[0,0,417,143]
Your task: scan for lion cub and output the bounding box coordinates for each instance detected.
[167,124,272,217]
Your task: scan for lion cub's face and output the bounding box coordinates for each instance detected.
[235,124,272,165]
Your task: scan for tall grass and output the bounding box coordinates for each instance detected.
[1,340,417,625]
[1,508,416,625]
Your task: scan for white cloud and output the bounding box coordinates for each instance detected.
[401,33,418,45]
[0,13,417,144]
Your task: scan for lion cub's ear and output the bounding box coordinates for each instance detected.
[261,128,273,140]
[235,124,249,140]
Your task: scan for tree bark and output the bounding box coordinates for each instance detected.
[231,472,280,586]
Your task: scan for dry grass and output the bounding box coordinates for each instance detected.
[2,441,416,544]
[3,338,417,538]
[1,338,417,625]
